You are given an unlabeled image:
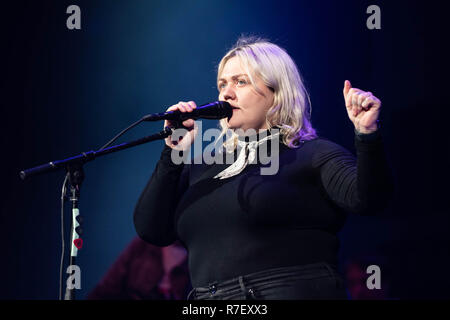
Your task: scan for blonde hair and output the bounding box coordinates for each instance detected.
[217,36,317,148]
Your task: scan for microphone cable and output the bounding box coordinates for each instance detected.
[98,118,146,151]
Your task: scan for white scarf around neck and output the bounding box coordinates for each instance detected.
[213,131,280,180]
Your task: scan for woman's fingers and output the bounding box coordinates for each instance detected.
[346,88,369,116]
[353,92,366,115]
[348,89,359,116]
[182,119,195,128]
[167,101,197,115]
[181,102,192,112]
[164,101,198,150]
[187,101,197,110]
[343,81,382,132]
[343,80,352,103]
[164,101,197,128]
[361,93,374,110]
[347,87,380,118]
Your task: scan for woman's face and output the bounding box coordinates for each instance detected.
[218,56,274,132]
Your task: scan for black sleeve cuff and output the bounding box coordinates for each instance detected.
[160,144,186,168]
[354,128,382,143]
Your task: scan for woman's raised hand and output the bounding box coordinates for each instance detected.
[343,80,381,134]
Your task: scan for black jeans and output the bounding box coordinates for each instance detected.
[187,262,349,300]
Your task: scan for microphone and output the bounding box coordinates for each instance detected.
[142,101,232,122]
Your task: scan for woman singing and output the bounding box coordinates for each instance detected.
[133,36,394,300]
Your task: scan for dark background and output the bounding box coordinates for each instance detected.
[1,0,447,299]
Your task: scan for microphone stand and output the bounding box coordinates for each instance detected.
[64,163,83,300]
[19,127,174,300]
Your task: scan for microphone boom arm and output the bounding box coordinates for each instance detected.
[19,127,173,180]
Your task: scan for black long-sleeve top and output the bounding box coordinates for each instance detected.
[134,129,394,288]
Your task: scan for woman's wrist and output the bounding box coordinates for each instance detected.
[355,120,380,134]
[354,126,381,143]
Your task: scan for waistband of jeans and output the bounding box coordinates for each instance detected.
[192,262,338,294]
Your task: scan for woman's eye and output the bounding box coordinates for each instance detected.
[237,79,247,86]
[218,83,226,90]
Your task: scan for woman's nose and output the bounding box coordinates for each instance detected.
[221,85,236,101]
